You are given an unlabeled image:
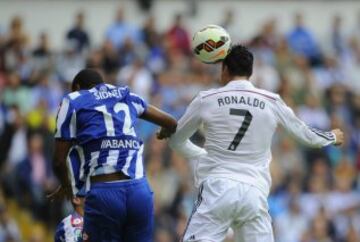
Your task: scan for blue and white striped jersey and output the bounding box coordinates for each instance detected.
[54,212,83,242]
[55,84,147,190]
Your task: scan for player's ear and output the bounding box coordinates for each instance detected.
[72,83,81,92]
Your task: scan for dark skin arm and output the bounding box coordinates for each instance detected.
[49,139,73,201]
[140,105,177,139]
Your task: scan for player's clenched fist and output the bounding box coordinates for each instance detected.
[332,129,344,146]
[156,127,174,140]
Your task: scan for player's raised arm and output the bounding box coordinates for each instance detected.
[274,97,344,147]
[127,91,177,137]
[140,105,177,137]
[167,95,207,159]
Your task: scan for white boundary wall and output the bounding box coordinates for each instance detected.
[0,0,359,49]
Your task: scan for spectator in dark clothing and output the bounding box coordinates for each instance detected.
[66,11,90,53]
[142,15,160,50]
[33,32,50,58]
[102,40,121,73]
[32,32,53,76]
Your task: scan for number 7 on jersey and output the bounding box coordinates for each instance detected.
[228,108,253,151]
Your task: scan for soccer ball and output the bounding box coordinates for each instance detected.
[192,24,231,64]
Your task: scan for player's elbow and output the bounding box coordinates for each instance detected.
[52,141,70,177]
[297,138,325,149]
[304,142,322,149]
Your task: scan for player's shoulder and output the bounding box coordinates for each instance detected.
[61,90,92,110]
[62,89,90,103]
[197,86,222,99]
[250,86,281,102]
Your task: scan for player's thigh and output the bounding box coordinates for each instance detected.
[183,212,230,242]
[83,216,123,242]
[183,182,233,242]
[124,178,154,242]
[83,185,126,242]
[233,212,274,242]
[233,184,274,242]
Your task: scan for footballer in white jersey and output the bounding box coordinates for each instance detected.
[159,45,344,242]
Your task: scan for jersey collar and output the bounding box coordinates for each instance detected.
[226,79,254,88]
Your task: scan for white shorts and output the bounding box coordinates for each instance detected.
[183,178,274,242]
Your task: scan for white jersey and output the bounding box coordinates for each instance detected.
[169,80,335,196]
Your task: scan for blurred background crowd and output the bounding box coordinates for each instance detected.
[0,0,359,242]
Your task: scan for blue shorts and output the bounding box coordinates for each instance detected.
[83,178,154,242]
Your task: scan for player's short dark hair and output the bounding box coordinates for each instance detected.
[72,68,104,91]
[222,44,254,78]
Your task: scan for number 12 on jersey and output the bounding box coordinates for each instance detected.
[228,108,253,151]
[95,104,136,137]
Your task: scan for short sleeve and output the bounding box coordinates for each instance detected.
[129,92,148,116]
[54,97,77,140]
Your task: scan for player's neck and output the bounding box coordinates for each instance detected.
[231,75,248,81]
[224,76,249,85]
